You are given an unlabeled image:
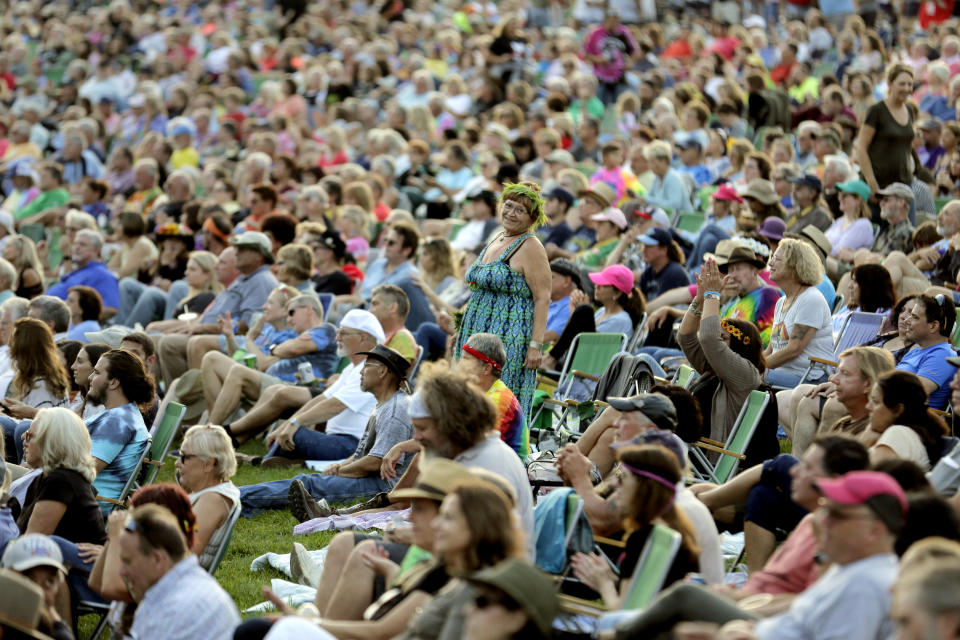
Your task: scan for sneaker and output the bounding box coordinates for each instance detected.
[290,542,323,587]
[288,479,335,523]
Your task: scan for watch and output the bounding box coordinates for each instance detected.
[529,340,543,351]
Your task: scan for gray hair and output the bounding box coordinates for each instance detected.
[28,295,71,332]
[287,292,324,321]
[134,157,159,176]
[824,155,853,182]
[464,332,507,378]
[896,559,960,622]
[75,228,104,252]
[0,296,29,322]
[0,258,17,291]
[182,424,237,481]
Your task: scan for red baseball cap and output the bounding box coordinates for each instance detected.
[816,471,908,532]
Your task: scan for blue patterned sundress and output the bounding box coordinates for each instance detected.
[456,233,536,416]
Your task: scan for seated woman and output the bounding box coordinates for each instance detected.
[174,424,240,569]
[415,236,465,304]
[141,250,223,330]
[570,444,699,609]
[275,243,317,296]
[825,179,874,280]
[865,370,949,471]
[542,264,646,370]
[677,257,778,465]
[68,342,111,420]
[106,211,158,282]
[4,234,45,299]
[2,318,71,421]
[17,407,105,544]
[763,238,835,388]
[117,222,193,327]
[832,264,896,335]
[236,473,523,640]
[200,291,337,430]
[65,285,102,343]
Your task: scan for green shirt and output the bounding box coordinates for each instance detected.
[577,237,619,269]
[15,188,70,221]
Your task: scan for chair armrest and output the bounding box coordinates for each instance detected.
[594,535,626,549]
[142,459,163,468]
[96,496,125,507]
[698,437,725,448]
[558,594,606,616]
[542,398,568,408]
[693,442,746,460]
[594,400,610,409]
[571,370,600,382]
[653,376,670,384]
[807,357,839,367]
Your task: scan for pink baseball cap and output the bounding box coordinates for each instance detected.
[713,184,744,203]
[816,471,908,532]
[589,264,635,295]
[591,207,628,230]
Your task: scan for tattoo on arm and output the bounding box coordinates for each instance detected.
[791,325,814,341]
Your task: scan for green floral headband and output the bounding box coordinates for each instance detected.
[500,183,546,228]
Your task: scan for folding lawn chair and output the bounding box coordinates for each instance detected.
[792,311,885,386]
[96,438,152,513]
[672,364,698,389]
[689,389,770,484]
[205,504,242,574]
[627,313,648,353]
[143,402,186,485]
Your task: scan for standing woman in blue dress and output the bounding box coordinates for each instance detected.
[456,182,551,416]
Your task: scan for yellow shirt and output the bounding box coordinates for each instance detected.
[386,328,418,362]
[171,146,199,169]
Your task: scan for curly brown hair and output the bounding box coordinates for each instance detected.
[416,362,496,453]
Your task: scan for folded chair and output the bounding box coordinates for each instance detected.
[689,389,770,484]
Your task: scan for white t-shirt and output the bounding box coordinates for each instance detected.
[875,425,931,470]
[323,360,377,439]
[677,486,724,584]
[769,286,835,377]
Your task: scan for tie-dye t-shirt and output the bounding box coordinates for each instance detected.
[487,379,528,458]
[720,286,782,348]
[86,402,148,514]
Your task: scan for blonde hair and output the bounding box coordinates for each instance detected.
[776,238,825,286]
[32,407,97,483]
[643,140,673,161]
[838,346,896,386]
[181,251,222,305]
[182,424,237,480]
[339,204,371,240]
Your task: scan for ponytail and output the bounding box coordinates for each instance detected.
[666,240,686,266]
[619,287,648,329]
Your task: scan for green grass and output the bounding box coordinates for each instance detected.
[78,438,353,638]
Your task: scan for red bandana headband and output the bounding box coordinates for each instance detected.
[462,344,503,371]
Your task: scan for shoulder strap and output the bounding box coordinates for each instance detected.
[501,233,533,263]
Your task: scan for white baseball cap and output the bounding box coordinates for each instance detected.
[1,534,67,574]
[340,309,386,343]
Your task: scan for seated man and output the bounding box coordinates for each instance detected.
[778,346,895,457]
[368,284,418,361]
[27,295,70,341]
[225,309,384,449]
[119,504,240,639]
[456,332,529,457]
[883,200,958,297]
[694,434,870,574]
[156,231,278,386]
[545,258,580,344]
[200,295,338,426]
[241,344,412,516]
[45,229,120,318]
[896,294,958,410]
[605,469,904,640]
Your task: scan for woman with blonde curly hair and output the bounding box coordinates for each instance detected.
[764,238,835,387]
[17,407,104,543]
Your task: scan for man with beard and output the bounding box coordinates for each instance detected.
[716,244,782,346]
[83,349,155,512]
[240,344,411,516]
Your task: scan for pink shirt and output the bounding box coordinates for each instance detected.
[741,514,819,595]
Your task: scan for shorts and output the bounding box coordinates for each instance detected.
[743,454,808,538]
[352,533,410,599]
[258,373,284,394]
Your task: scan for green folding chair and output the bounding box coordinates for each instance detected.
[97,438,152,513]
[673,365,698,389]
[143,402,186,485]
[674,212,707,234]
[691,389,770,484]
[621,525,683,610]
[952,309,960,350]
[206,505,242,574]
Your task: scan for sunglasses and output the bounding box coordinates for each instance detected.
[474,592,520,611]
[174,450,200,462]
[288,307,302,317]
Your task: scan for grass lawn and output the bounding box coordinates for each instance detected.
[78,437,349,638]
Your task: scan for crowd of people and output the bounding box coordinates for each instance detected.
[4,0,960,638]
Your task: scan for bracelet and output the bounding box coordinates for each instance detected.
[687,301,703,318]
[529,340,543,351]
[704,291,721,301]
[289,418,302,430]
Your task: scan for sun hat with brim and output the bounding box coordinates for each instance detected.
[356,344,410,381]
[786,225,832,259]
[739,179,779,205]
[591,207,628,230]
[231,231,275,264]
[340,309,386,343]
[876,182,914,201]
[816,470,908,533]
[704,238,740,266]
[545,149,575,167]
[757,216,786,241]
[465,558,559,636]
[712,184,743,203]
[580,182,616,208]
[638,227,673,247]
[589,264,635,295]
[0,570,50,640]
[836,179,872,201]
[607,394,677,432]
[1,534,67,574]
[389,458,474,502]
[719,245,767,273]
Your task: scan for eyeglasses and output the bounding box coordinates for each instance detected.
[175,451,200,462]
[288,307,302,317]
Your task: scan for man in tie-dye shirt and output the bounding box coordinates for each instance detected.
[456,332,529,458]
[719,245,782,347]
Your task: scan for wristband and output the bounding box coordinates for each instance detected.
[529,340,543,350]
[704,290,721,300]
[289,418,302,430]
